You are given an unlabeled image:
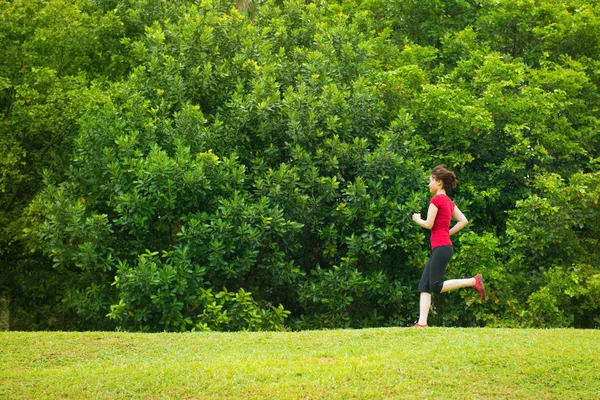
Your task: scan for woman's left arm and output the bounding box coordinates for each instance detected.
[412,203,439,230]
[449,206,468,236]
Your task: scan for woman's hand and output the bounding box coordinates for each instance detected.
[413,204,438,230]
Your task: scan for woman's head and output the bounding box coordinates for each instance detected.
[429,165,457,191]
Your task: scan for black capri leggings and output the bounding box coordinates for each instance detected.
[418,245,454,294]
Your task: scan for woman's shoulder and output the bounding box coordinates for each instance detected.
[430,194,454,206]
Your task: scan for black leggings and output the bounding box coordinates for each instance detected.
[418,245,454,294]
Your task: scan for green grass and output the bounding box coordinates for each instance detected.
[1,328,599,399]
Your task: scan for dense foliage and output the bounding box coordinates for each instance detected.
[2,0,599,331]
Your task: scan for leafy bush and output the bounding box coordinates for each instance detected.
[7,0,600,330]
[107,248,290,331]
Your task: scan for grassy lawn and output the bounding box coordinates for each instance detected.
[1,328,599,399]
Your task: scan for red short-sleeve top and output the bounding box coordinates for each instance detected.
[429,194,455,249]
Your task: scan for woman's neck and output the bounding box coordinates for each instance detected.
[435,189,446,196]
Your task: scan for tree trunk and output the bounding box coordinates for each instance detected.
[0,294,9,331]
[235,0,251,12]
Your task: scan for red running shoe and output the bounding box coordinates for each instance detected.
[474,274,486,301]
[413,323,428,328]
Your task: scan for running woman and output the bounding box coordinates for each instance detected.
[411,165,486,328]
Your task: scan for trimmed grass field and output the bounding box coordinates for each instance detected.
[1,328,599,399]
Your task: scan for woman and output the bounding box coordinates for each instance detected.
[411,165,485,328]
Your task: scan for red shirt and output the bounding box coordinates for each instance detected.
[429,194,455,249]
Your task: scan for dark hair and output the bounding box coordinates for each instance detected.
[431,165,457,190]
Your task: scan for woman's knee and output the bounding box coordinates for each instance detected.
[431,280,444,293]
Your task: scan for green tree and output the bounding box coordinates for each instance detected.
[0,0,127,329]
[10,0,600,330]
[505,172,600,328]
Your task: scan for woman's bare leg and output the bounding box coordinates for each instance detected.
[418,277,483,326]
[441,278,476,293]
[417,292,432,326]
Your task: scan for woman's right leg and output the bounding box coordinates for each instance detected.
[416,257,433,326]
[417,292,432,326]
[416,246,453,326]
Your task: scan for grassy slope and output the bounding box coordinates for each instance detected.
[1,328,599,399]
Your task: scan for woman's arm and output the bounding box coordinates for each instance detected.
[449,206,468,236]
[412,203,439,230]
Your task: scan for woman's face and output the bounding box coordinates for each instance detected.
[429,175,443,193]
